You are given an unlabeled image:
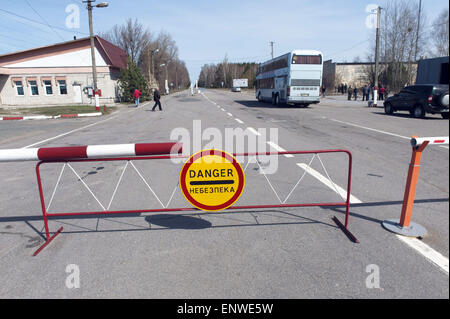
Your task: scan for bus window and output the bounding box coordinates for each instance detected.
[292,55,322,64]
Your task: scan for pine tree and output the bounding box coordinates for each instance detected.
[119,58,150,102]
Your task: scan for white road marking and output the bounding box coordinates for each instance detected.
[23,116,118,149]
[235,118,244,124]
[396,235,449,275]
[267,141,294,158]
[187,92,449,274]
[227,112,233,117]
[296,163,362,204]
[22,104,144,149]
[247,127,261,136]
[330,118,449,150]
[297,161,448,274]
[330,118,410,140]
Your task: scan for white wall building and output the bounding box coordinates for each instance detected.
[0,36,127,106]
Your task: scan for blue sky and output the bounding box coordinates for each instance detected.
[0,0,448,82]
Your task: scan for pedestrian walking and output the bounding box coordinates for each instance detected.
[353,87,358,101]
[348,86,352,100]
[152,88,162,111]
[133,88,141,107]
[379,85,386,101]
[322,85,326,97]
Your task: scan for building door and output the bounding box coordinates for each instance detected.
[73,84,82,103]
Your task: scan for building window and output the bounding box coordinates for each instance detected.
[58,80,68,95]
[29,80,39,95]
[44,80,53,95]
[14,81,24,96]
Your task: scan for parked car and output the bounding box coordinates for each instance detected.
[231,87,241,92]
[384,84,449,119]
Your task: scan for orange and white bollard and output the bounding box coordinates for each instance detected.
[383,136,449,237]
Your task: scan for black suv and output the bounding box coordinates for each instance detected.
[384,84,449,119]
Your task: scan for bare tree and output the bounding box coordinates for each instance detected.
[101,18,151,64]
[369,0,428,91]
[431,9,449,57]
[102,22,190,92]
[198,62,258,88]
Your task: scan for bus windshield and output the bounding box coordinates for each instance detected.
[292,55,322,65]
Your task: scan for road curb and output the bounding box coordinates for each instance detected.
[0,112,103,121]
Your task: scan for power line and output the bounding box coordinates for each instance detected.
[0,8,88,36]
[325,39,370,58]
[0,33,41,47]
[25,0,65,41]
[183,55,271,64]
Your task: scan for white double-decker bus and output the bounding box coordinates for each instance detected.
[256,50,323,107]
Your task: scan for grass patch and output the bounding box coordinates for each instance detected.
[0,105,117,117]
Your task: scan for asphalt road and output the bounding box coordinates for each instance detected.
[0,90,448,298]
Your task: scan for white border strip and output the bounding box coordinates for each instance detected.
[396,235,449,275]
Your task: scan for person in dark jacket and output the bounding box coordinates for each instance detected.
[348,86,352,100]
[353,87,358,101]
[152,88,162,111]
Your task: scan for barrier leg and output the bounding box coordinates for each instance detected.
[332,151,359,243]
[382,142,429,237]
[33,162,63,256]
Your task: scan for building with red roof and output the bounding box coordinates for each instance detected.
[0,36,128,106]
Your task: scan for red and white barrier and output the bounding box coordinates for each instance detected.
[0,142,183,162]
[383,135,449,237]
[0,113,102,121]
[411,136,449,147]
[0,115,53,121]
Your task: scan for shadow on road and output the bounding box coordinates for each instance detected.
[0,198,447,246]
[234,100,310,109]
[371,111,445,120]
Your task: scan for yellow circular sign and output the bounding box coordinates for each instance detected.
[180,149,245,211]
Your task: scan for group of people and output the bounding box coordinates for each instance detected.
[131,88,163,111]
[334,83,387,101]
[323,83,387,101]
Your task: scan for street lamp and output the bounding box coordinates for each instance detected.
[148,48,159,86]
[160,61,170,95]
[83,0,109,110]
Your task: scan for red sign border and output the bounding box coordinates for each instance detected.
[180,149,245,211]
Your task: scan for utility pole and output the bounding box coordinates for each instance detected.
[165,63,168,94]
[414,0,422,62]
[83,0,108,110]
[160,62,169,94]
[373,6,381,108]
[150,48,159,88]
[270,41,274,59]
[147,47,151,85]
[86,1,97,92]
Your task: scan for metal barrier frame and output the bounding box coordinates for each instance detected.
[33,149,358,256]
